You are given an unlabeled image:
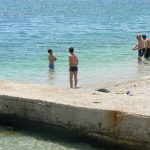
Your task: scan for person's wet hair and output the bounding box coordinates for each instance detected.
[69,47,74,53]
[136,35,141,40]
[48,49,53,54]
[142,35,147,40]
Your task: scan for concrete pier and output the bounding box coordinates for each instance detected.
[0,80,150,149]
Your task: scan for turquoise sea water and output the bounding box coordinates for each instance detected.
[1,0,150,88]
[0,115,136,150]
[0,125,103,150]
[1,1,148,149]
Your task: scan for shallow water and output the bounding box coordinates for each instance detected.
[0,119,139,150]
[1,0,150,87]
[1,1,148,149]
[0,124,112,150]
[0,115,140,150]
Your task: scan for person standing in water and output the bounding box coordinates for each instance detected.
[142,35,150,59]
[132,35,145,63]
[48,49,57,70]
[69,47,78,88]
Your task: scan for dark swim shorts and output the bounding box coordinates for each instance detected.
[70,66,78,72]
[144,48,150,58]
[138,49,145,57]
[49,63,54,69]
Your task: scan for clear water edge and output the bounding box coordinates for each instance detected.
[1,0,150,149]
[1,0,150,88]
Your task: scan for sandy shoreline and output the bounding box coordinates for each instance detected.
[0,76,150,116]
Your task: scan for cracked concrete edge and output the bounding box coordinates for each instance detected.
[0,95,150,149]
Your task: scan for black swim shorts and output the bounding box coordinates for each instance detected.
[144,48,150,58]
[69,66,78,72]
[138,49,145,57]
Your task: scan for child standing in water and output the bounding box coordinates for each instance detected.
[48,49,57,70]
[132,35,145,63]
[68,47,78,88]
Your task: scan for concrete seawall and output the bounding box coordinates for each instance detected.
[0,80,150,149]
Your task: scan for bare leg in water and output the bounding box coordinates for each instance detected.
[70,72,73,88]
[74,71,78,88]
[69,71,78,88]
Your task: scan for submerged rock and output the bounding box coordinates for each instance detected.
[96,88,110,93]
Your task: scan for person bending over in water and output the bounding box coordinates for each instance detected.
[132,35,145,63]
[69,47,78,88]
[142,35,150,59]
[48,49,57,70]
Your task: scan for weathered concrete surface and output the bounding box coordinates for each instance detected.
[0,79,150,149]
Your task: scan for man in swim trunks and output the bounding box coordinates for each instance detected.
[48,49,57,70]
[69,47,78,88]
[142,35,150,59]
[132,35,145,63]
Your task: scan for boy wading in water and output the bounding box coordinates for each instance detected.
[69,47,78,88]
[132,35,145,63]
[48,49,57,70]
